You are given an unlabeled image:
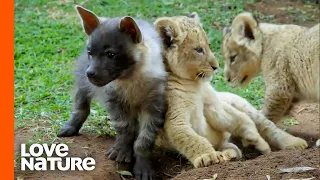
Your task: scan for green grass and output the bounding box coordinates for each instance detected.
[281,118,300,126]
[14,0,263,145]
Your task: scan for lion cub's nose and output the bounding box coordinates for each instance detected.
[211,66,218,71]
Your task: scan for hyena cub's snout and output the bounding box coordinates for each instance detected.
[86,67,96,78]
[85,62,111,87]
[86,64,100,81]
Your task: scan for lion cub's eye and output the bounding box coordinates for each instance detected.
[195,47,204,55]
[230,55,236,64]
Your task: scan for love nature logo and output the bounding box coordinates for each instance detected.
[20,143,95,171]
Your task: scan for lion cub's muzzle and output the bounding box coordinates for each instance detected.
[211,65,218,71]
[209,54,219,71]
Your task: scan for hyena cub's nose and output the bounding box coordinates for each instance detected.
[86,70,96,78]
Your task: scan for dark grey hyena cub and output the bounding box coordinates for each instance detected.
[57,6,167,180]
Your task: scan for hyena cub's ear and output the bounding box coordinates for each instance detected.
[154,18,183,48]
[231,12,260,46]
[75,5,100,36]
[119,17,142,44]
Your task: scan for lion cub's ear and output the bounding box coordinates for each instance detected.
[75,5,101,36]
[231,12,260,46]
[222,26,231,36]
[154,18,183,48]
[187,12,201,25]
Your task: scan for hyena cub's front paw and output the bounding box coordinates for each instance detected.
[57,125,80,137]
[133,156,155,180]
[193,151,226,168]
[106,143,133,163]
[279,135,308,150]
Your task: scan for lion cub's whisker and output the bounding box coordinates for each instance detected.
[196,72,203,80]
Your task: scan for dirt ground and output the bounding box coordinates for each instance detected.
[173,148,320,180]
[173,102,320,180]
[14,0,319,180]
[14,102,320,180]
[245,0,319,27]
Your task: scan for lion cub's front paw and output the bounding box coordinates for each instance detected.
[257,140,271,155]
[281,136,308,150]
[222,148,242,161]
[242,137,271,155]
[193,151,226,168]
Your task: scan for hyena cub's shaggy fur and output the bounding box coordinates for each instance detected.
[222,12,319,146]
[58,6,167,179]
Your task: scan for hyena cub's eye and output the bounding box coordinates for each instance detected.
[87,50,92,59]
[99,51,115,59]
[195,47,204,55]
[106,51,115,59]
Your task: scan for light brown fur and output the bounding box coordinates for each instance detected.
[154,15,273,168]
[217,91,308,150]
[222,12,320,121]
[222,12,319,146]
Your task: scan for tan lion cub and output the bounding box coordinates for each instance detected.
[154,15,272,168]
[222,12,319,146]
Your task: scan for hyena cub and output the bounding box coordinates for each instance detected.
[58,6,167,180]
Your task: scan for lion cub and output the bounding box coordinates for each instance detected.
[154,15,272,168]
[222,12,319,121]
[222,12,319,146]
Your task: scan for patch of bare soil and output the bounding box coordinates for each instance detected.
[14,128,192,180]
[173,148,320,180]
[14,101,319,180]
[173,102,319,180]
[279,102,320,145]
[15,128,121,180]
[245,0,319,27]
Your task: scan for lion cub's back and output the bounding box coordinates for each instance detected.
[289,24,320,100]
